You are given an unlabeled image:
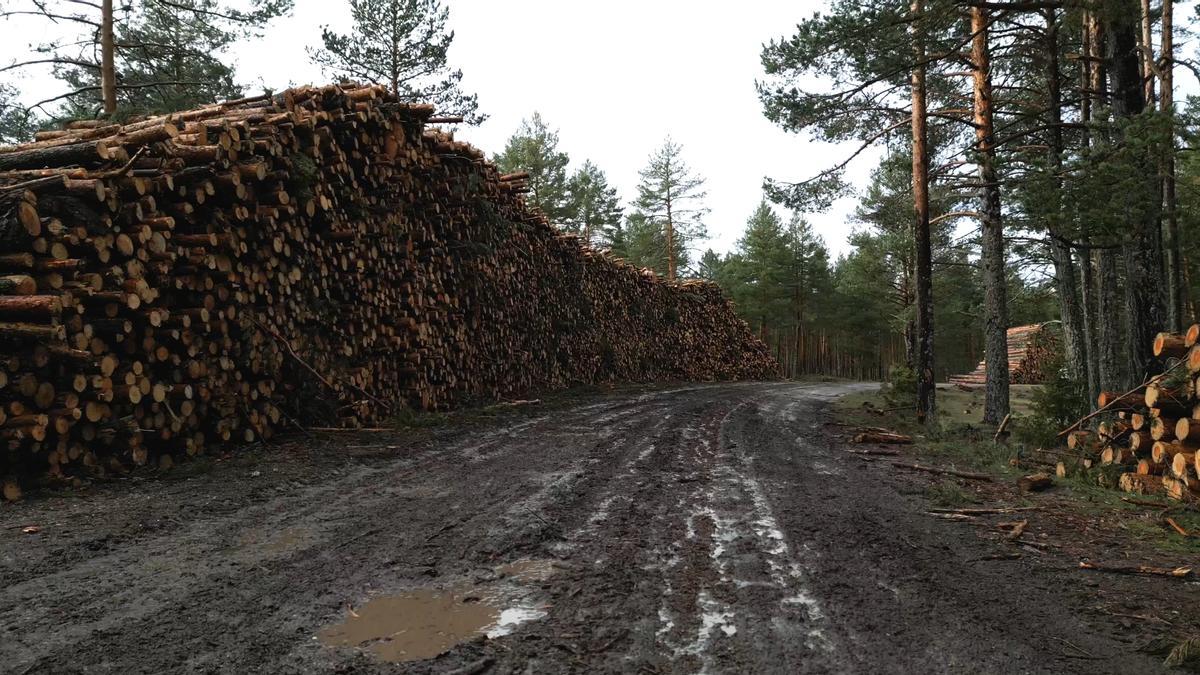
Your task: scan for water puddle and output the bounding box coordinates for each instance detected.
[318,559,554,663]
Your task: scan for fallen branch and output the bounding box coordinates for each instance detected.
[969,552,1022,562]
[854,430,913,444]
[1006,519,1029,541]
[927,512,977,521]
[846,448,902,456]
[1057,361,1185,438]
[1166,517,1190,537]
[253,318,393,413]
[994,413,1012,442]
[1078,561,1194,578]
[492,398,541,407]
[1120,496,1171,509]
[305,427,395,432]
[928,506,1041,515]
[891,462,993,482]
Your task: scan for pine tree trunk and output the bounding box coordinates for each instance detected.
[1105,1,1165,383]
[101,0,117,116]
[1044,9,1089,391]
[972,7,1009,425]
[1082,250,1101,403]
[1098,248,1125,391]
[1081,9,1104,407]
[665,196,676,281]
[1140,0,1156,105]
[1162,0,1182,332]
[911,0,935,423]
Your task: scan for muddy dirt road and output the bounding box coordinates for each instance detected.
[0,383,1168,673]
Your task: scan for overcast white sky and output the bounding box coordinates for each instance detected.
[234,0,869,257]
[3,1,876,257]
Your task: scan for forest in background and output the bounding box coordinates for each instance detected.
[4,0,1197,429]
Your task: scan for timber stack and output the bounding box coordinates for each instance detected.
[0,83,777,496]
[1061,326,1200,502]
[948,322,1061,387]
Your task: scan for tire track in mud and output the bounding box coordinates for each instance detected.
[6,381,1160,675]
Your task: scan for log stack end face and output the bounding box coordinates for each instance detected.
[0,83,779,489]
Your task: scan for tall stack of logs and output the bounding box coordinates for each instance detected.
[1063,326,1200,502]
[948,322,1061,387]
[0,83,778,494]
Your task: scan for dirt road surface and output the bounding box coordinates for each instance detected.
[0,383,1169,673]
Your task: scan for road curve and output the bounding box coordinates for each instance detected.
[0,383,1166,674]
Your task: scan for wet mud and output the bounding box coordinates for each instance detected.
[0,383,1170,673]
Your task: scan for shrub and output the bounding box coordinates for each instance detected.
[1013,353,1088,448]
[883,364,916,406]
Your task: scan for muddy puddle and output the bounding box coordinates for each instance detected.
[318,559,556,663]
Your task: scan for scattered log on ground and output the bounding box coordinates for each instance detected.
[1079,561,1193,578]
[1017,473,1053,492]
[1120,472,1166,496]
[851,430,913,444]
[890,462,993,482]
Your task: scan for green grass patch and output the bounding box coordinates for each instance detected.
[925,480,979,508]
[1121,514,1200,555]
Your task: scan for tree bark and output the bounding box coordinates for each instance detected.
[1161,0,1182,332]
[1081,9,1104,406]
[664,192,676,281]
[101,0,117,116]
[1140,0,1155,105]
[1097,248,1125,391]
[1104,0,1164,384]
[911,0,935,424]
[972,6,1009,425]
[1043,8,1088,393]
[1081,249,1101,402]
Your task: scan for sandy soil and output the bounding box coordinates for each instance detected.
[0,382,1171,673]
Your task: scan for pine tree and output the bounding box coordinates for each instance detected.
[494,113,572,224]
[724,203,793,336]
[696,249,725,281]
[633,138,708,281]
[310,0,482,124]
[0,83,34,144]
[564,160,622,246]
[3,0,292,123]
[621,212,668,272]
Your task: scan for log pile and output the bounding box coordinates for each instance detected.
[0,83,778,492]
[1064,328,1200,502]
[948,322,1061,387]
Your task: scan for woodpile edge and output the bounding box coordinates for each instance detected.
[0,83,778,498]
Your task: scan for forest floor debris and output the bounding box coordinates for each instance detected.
[836,382,1200,668]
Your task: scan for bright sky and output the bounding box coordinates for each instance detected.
[4,0,874,257]
[232,0,869,258]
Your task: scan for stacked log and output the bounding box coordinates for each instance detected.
[0,83,778,493]
[948,322,1061,386]
[1093,329,1200,501]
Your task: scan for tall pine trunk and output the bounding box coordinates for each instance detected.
[1082,9,1105,404]
[101,0,117,116]
[1162,0,1182,331]
[665,193,676,281]
[1044,8,1088,395]
[1105,0,1165,383]
[972,7,1009,424]
[1097,249,1125,390]
[911,0,935,423]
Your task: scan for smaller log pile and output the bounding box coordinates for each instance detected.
[948,322,1061,387]
[0,83,778,498]
[1061,327,1200,502]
